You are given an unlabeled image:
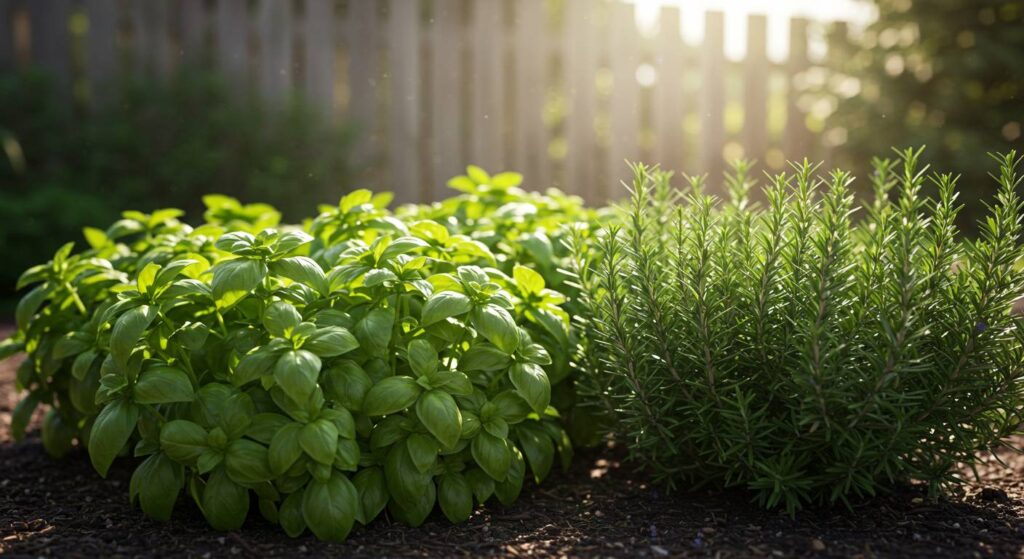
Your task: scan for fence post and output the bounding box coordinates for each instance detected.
[700,11,725,193]
[387,0,421,202]
[469,0,505,171]
[303,0,336,118]
[85,0,118,107]
[743,14,768,177]
[28,0,73,103]
[607,1,640,202]
[513,0,549,190]
[216,0,249,97]
[784,17,810,163]
[346,0,380,169]
[429,0,465,198]
[257,0,292,106]
[654,5,684,175]
[563,0,599,198]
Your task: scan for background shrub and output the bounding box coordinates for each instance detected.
[571,151,1024,512]
[0,68,356,308]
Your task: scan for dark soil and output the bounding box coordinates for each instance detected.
[2,339,1024,557]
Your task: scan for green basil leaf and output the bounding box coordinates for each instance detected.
[269,422,305,475]
[354,307,395,353]
[416,389,462,449]
[89,399,140,477]
[471,431,512,481]
[304,326,359,357]
[160,420,208,464]
[406,433,439,474]
[509,362,551,414]
[271,256,328,296]
[334,438,360,471]
[471,304,520,354]
[275,230,314,254]
[466,468,495,504]
[212,258,267,309]
[225,439,274,485]
[246,413,291,444]
[232,348,279,387]
[407,339,438,377]
[15,284,49,330]
[201,467,250,531]
[302,473,358,542]
[494,446,526,506]
[459,343,512,372]
[215,231,256,253]
[491,390,532,424]
[110,305,156,374]
[517,424,556,483]
[131,453,184,521]
[279,490,307,537]
[513,264,545,294]
[438,472,473,523]
[273,349,321,404]
[384,444,432,505]
[41,409,76,458]
[352,466,388,525]
[387,481,435,527]
[134,365,195,404]
[363,376,421,416]
[322,360,372,411]
[300,418,339,465]
[11,393,40,441]
[263,300,302,338]
[421,291,472,326]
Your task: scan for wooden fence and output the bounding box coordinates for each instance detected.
[0,0,844,204]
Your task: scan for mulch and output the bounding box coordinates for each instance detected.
[2,336,1024,558]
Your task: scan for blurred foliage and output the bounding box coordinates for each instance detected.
[0,68,356,305]
[815,0,1023,222]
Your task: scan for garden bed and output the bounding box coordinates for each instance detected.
[2,347,1023,558]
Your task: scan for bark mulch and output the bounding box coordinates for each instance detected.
[2,343,1024,557]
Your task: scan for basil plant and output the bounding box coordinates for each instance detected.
[2,188,574,541]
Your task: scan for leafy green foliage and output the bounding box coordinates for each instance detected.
[4,180,574,540]
[571,151,1024,513]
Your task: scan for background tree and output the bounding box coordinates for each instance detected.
[816,0,1023,222]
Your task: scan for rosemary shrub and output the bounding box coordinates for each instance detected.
[570,149,1024,512]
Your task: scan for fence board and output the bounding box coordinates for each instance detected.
[743,14,768,174]
[216,0,249,94]
[608,1,640,200]
[0,0,14,70]
[469,0,505,171]
[784,17,811,162]
[654,6,684,174]
[563,0,599,198]
[180,0,208,64]
[387,0,421,202]
[303,0,335,117]
[85,0,118,105]
[132,0,172,78]
[258,0,292,105]
[513,0,549,189]
[429,0,465,198]
[346,0,380,166]
[28,0,72,101]
[700,11,725,193]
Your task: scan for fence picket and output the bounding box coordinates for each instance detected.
[258,0,292,105]
[429,0,465,198]
[216,0,249,95]
[469,0,505,171]
[700,11,725,193]
[654,6,684,174]
[784,17,811,162]
[85,0,118,105]
[513,0,549,190]
[608,1,640,201]
[303,0,335,117]
[132,0,171,79]
[346,0,380,168]
[563,0,599,198]
[180,0,208,65]
[744,14,768,175]
[28,0,72,101]
[387,0,421,202]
